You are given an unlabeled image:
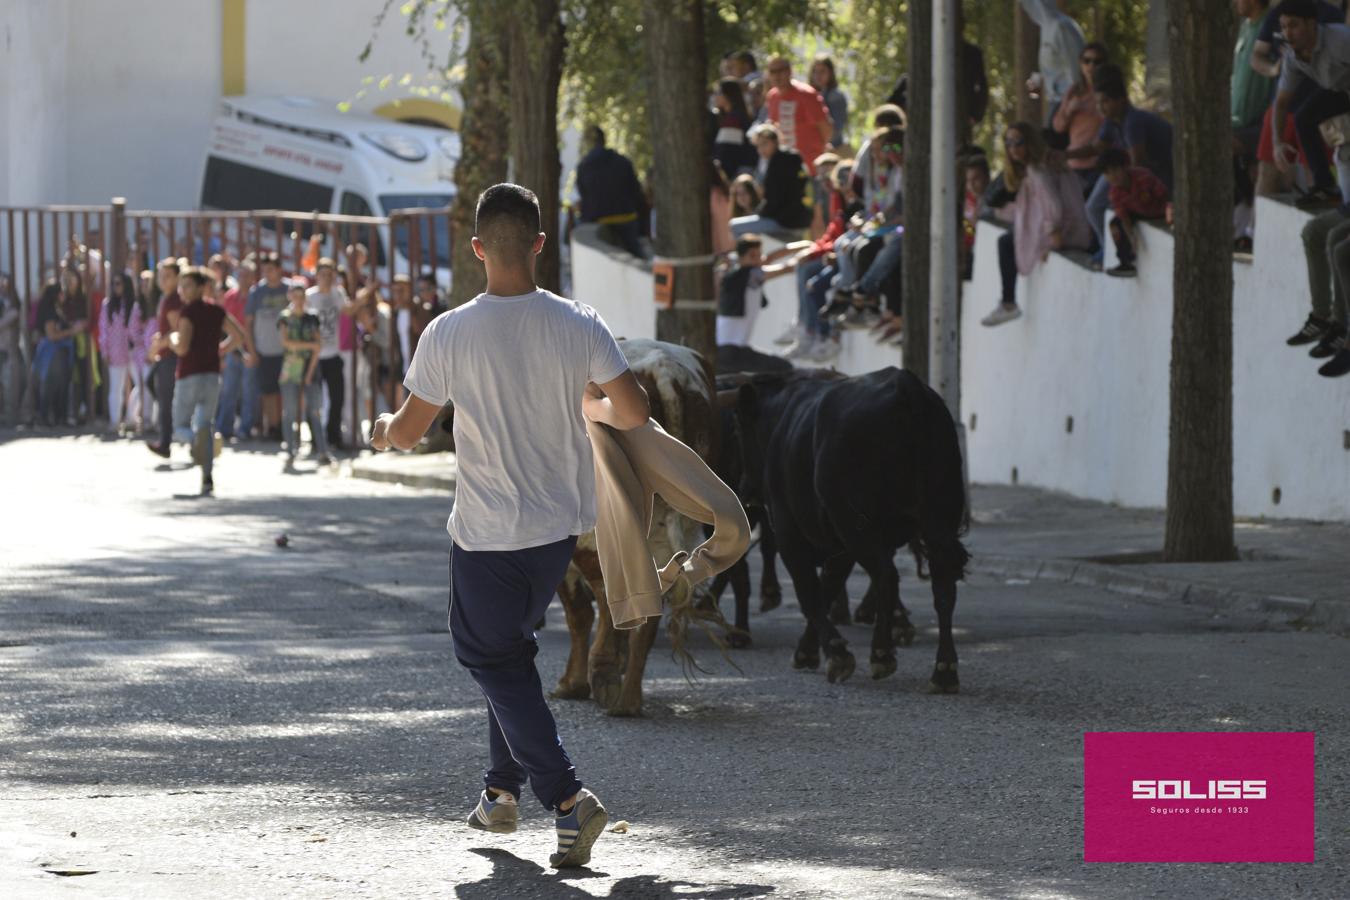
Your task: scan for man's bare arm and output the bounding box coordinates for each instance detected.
[371,393,442,451]
[583,369,650,431]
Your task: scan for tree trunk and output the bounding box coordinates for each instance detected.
[1145,0,1171,110]
[902,0,932,381]
[449,3,509,308]
[1163,0,1237,563]
[507,0,564,294]
[1014,0,1041,125]
[642,0,715,364]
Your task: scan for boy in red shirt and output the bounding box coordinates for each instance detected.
[1101,147,1169,278]
[764,57,833,174]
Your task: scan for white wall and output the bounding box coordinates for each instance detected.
[0,0,463,211]
[962,199,1350,522]
[571,227,904,374]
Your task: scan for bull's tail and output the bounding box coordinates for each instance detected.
[907,380,971,583]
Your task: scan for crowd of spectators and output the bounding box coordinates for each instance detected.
[0,235,455,453]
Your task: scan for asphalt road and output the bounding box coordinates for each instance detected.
[1,433,1345,899]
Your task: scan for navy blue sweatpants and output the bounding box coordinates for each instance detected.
[449,535,582,810]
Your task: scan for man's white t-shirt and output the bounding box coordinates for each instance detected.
[403,289,630,552]
[305,285,346,359]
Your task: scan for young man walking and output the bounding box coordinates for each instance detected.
[371,183,649,868]
[170,268,252,495]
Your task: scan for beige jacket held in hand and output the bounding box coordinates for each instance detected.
[588,419,751,630]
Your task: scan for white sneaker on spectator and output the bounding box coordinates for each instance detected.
[808,337,841,362]
[980,304,1022,327]
[773,321,803,346]
[783,337,816,360]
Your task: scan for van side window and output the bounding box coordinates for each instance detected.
[339,192,385,264]
[201,156,333,224]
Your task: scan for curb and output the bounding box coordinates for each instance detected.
[345,460,1344,635]
[970,553,1343,633]
[348,454,455,491]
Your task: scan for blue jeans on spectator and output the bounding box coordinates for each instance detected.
[796,256,826,335]
[1294,85,1350,191]
[215,352,244,438]
[803,260,836,337]
[856,231,904,295]
[240,359,261,436]
[1085,174,1112,260]
[730,214,784,237]
[172,372,221,482]
[832,230,863,288]
[281,379,327,459]
[449,536,582,810]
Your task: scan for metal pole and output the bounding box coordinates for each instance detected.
[929,0,961,424]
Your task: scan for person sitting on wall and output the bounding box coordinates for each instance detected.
[730,123,813,238]
[575,125,647,260]
[1098,147,1169,279]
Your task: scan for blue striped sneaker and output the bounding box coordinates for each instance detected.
[466,789,518,833]
[549,788,608,868]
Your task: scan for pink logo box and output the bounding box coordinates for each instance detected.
[1083,731,1315,862]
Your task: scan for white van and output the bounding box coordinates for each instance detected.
[199,95,458,281]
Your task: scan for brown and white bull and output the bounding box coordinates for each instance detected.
[551,338,720,717]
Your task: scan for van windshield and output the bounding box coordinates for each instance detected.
[382,193,452,267]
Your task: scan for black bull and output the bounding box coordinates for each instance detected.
[732,366,970,692]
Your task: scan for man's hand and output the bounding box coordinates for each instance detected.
[1273,141,1297,174]
[243,350,257,368]
[370,413,394,451]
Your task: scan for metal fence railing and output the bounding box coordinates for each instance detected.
[1,197,452,434]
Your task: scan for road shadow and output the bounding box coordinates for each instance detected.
[456,847,773,899]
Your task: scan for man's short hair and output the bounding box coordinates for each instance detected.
[157,257,180,274]
[316,257,336,272]
[734,50,757,70]
[1098,147,1131,171]
[474,183,541,258]
[1277,0,1320,20]
[1093,63,1128,100]
[735,234,762,258]
[584,125,605,147]
[766,55,791,73]
[964,154,991,177]
[258,251,282,268]
[417,272,437,287]
[180,267,209,287]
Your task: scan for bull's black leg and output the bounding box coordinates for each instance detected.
[822,556,853,625]
[758,514,783,612]
[928,563,960,694]
[726,557,752,648]
[780,552,854,682]
[855,557,899,680]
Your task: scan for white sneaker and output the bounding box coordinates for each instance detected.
[808,337,841,362]
[773,321,803,346]
[467,789,519,834]
[980,304,1022,327]
[783,338,816,359]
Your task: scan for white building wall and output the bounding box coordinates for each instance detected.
[962,198,1350,522]
[0,0,462,211]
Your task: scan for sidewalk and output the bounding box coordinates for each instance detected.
[350,452,1349,634]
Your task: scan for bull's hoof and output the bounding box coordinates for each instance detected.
[826,651,856,684]
[605,700,643,718]
[792,649,820,670]
[893,616,917,647]
[854,603,876,625]
[589,669,624,710]
[869,651,897,680]
[728,630,752,649]
[550,679,591,701]
[927,661,960,694]
[759,586,782,613]
[828,601,851,626]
